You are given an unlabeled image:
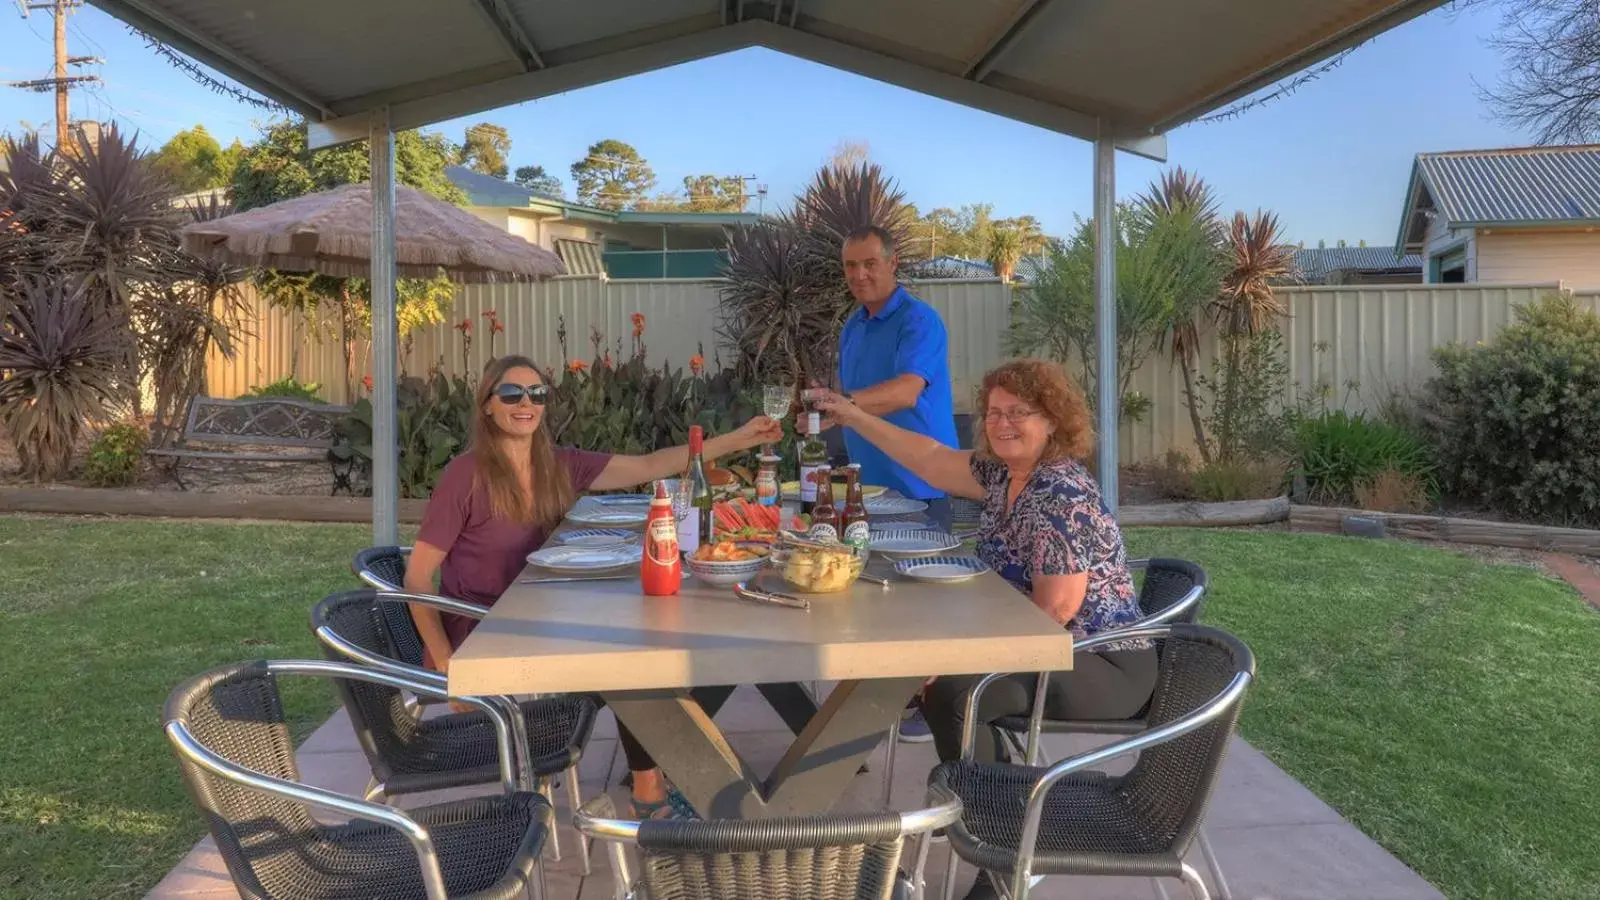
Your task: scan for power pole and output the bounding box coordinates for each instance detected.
[9,0,101,150]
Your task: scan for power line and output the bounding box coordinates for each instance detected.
[8,0,100,149]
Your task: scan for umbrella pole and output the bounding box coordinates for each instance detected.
[370,108,400,546]
[1093,124,1118,515]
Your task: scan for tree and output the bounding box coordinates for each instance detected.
[513,164,563,198]
[995,214,1048,257]
[987,225,1023,282]
[1467,0,1600,143]
[570,139,655,210]
[828,140,871,170]
[459,122,511,179]
[230,119,466,212]
[683,174,747,212]
[151,125,235,193]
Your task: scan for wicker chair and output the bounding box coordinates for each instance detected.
[351,545,427,665]
[882,558,1208,805]
[163,658,551,900]
[575,785,964,900]
[310,588,600,873]
[929,624,1255,900]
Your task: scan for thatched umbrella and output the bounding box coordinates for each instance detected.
[178,182,565,282]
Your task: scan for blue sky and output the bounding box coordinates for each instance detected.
[1,3,1526,246]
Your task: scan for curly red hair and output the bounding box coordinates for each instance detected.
[972,359,1095,462]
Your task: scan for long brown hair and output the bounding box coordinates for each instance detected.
[470,354,575,527]
[972,359,1095,462]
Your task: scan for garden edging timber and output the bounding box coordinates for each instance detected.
[0,486,428,523]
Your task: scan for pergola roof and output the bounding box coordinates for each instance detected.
[90,0,1445,159]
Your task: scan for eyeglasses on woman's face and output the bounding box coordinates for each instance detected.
[493,382,550,406]
[983,406,1041,425]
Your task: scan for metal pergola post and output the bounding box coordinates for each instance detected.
[369,107,400,546]
[1093,125,1118,514]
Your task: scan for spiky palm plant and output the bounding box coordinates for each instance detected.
[1214,209,1296,334]
[719,162,922,383]
[0,277,129,480]
[1139,167,1227,461]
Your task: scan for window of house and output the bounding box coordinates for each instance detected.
[1431,248,1467,283]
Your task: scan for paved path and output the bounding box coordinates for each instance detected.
[149,687,1445,900]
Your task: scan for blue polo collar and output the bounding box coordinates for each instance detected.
[856,284,909,323]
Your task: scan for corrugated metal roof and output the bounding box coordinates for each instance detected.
[1415,146,1600,226]
[446,166,538,208]
[1292,246,1421,281]
[554,238,605,276]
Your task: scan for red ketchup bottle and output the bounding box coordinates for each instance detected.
[641,480,682,596]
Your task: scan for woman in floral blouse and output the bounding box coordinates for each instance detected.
[813,359,1155,766]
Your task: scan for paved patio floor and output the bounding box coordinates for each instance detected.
[149,686,1444,900]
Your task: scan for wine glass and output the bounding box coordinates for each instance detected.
[763,382,794,420]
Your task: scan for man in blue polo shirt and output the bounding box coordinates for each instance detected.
[823,225,959,746]
[831,224,959,526]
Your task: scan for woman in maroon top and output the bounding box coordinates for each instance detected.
[405,354,781,820]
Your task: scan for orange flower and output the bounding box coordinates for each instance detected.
[689,353,705,376]
[631,312,646,338]
[567,359,588,373]
[361,374,374,391]
[453,318,472,332]
[492,321,505,333]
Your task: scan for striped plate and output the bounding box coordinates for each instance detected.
[554,529,636,547]
[893,555,990,584]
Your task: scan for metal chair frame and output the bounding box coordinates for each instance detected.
[576,785,965,900]
[164,658,547,900]
[314,583,592,875]
[939,624,1253,900]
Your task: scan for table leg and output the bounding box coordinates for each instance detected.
[603,676,921,820]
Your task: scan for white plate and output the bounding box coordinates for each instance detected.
[869,520,924,532]
[566,505,650,526]
[868,530,961,557]
[864,496,929,516]
[554,529,635,547]
[893,555,989,584]
[589,494,651,506]
[526,544,642,572]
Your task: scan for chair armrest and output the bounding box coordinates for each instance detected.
[1004,650,1252,898]
[353,546,411,591]
[901,783,964,837]
[963,625,1175,762]
[264,659,518,795]
[377,589,489,621]
[574,793,639,893]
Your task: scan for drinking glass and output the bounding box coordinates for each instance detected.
[763,383,794,420]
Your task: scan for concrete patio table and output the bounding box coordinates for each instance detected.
[448,544,1074,820]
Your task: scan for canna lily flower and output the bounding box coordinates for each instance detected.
[361,374,374,391]
[453,318,472,332]
[601,351,613,369]
[492,321,505,333]
[689,353,705,376]
[567,359,588,373]
[482,309,498,320]
[631,312,646,338]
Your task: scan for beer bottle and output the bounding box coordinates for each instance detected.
[842,463,869,549]
[809,465,839,541]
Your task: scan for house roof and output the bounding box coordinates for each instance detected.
[446,165,540,208]
[1396,145,1600,249]
[87,0,1449,163]
[1292,245,1421,281]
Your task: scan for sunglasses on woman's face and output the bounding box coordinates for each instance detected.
[494,382,550,406]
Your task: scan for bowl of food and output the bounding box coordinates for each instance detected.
[685,541,769,586]
[767,535,868,594]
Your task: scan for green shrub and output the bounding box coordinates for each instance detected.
[1292,410,1434,505]
[82,422,148,487]
[330,372,471,499]
[245,377,322,402]
[1421,294,1600,526]
[1188,458,1287,502]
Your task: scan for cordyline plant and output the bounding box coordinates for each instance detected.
[0,277,128,480]
[0,124,251,469]
[719,162,924,385]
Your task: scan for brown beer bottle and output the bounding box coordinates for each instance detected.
[808,465,839,541]
[842,463,869,549]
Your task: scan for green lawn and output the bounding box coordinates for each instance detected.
[0,517,1595,899]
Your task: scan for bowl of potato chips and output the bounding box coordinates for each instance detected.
[767,534,868,594]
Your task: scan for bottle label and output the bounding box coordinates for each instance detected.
[646,517,679,566]
[676,512,700,556]
[843,520,869,548]
[808,523,838,542]
[756,471,779,506]
[799,465,822,503]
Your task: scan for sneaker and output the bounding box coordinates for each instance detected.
[898,705,933,743]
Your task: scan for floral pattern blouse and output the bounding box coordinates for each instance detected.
[970,455,1148,652]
